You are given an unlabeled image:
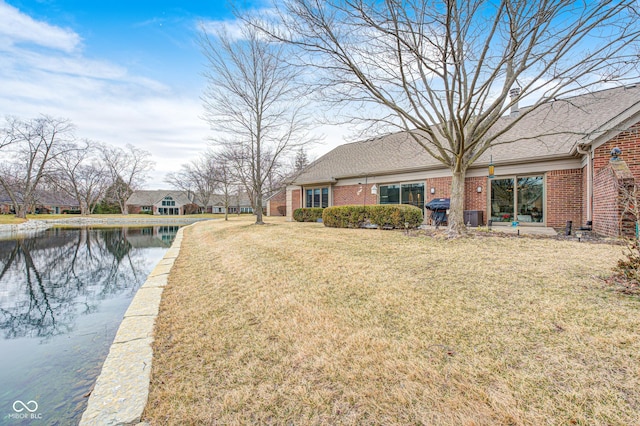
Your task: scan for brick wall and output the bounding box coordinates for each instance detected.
[332,177,487,212]
[333,184,378,206]
[267,190,286,216]
[546,168,583,229]
[425,177,451,202]
[464,176,488,212]
[291,189,301,211]
[128,205,140,214]
[594,122,640,181]
[593,160,636,237]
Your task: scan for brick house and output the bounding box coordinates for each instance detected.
[269,85,640,237]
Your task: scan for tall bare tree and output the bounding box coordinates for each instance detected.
[99,144,154,215]
[52,140,110,215]
[200,22,313,224]
[0,116,75,218]
[261,0,640,235]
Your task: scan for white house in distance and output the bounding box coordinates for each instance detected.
[126,190,254,215]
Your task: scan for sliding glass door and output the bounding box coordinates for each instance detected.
[490,175,544,224]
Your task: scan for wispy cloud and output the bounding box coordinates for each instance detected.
[0,0,81,52]
[0,1,210,189]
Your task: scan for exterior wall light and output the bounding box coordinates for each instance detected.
[477,186,482,193]
[430,187,436,194]
[488,155,495,178]
[371,184,377,195]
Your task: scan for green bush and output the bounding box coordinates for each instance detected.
[322,204,423,229]
[293,207,324,222]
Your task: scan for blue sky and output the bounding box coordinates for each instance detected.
[0,0,337,188]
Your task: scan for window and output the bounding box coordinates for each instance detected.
[379,185,400,204]
[490,175,544,223]
[402,183,424,209]
[161,196,175,207]
[380,183,424,212]
[305,187,329,208]
[141,206,152,212]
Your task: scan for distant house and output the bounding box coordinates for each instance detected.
[126,190,198,215]
[207,194,254,214]
[0,189,79,215]
[126,190,256,215]
[266,189,286,217]
[268,84,640,237]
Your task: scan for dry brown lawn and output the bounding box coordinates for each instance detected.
[143,217,640,425]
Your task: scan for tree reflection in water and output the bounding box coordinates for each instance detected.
[0,226,177,341]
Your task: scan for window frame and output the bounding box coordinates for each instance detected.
[378,182,425,213]
[489,174,546,226]
[304,186,330,208]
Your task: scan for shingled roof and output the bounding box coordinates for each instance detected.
[293,84,640,185]
[126,190,195,206]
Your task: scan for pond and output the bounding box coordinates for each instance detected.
[0,226,181,425]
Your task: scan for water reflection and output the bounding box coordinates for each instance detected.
[0,226,178,425]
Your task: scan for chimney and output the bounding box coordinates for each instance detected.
[509,87,520,116]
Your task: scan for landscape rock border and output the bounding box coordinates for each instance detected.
[79,223,193,426]
[0,216,210,238]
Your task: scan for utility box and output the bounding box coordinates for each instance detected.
[463,210,484,227]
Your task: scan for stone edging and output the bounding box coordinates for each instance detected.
[79,223,192,425]
[0,217,210,237]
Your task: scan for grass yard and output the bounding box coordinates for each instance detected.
[143,217,640,425]
[0,215,26,224]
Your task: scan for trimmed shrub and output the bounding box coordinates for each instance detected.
[293,207,324,222]
[322,204,423,229]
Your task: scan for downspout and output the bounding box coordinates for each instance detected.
[576,144,592,223]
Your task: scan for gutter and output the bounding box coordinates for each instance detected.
[576,144,592,222]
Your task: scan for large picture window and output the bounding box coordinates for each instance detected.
[379,185,400,204]
[490,175,544,223]
[305,187,329,208]
[380,183,424,212]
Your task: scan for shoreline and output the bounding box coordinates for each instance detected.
[79,222,195,425]
[0,216,213,238]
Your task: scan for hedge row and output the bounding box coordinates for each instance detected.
[322,204,423,229]
[293,207,324,222]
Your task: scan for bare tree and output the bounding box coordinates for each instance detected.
[200,22,313,224]
[293,147,309,173]
[165,150,219,212]
[0,116,75,218]
[99,144,154,215]
[260,0,640,235]
[52,140,110,215]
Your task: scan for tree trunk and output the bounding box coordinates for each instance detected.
[255,193,264,225]
[16,205,27,219]
[447,170,467,237]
